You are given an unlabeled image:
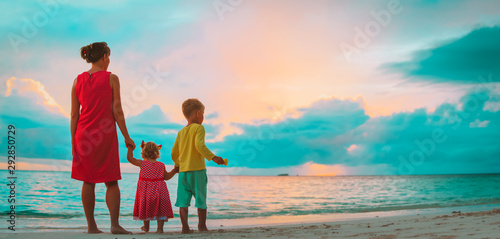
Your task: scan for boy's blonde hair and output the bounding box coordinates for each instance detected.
[141,142,160,159]
[182,98,205,119]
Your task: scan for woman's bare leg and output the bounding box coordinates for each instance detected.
[104,181,131,234]
[82,182,102,233]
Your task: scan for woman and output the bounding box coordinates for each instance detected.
[70,42,134,234]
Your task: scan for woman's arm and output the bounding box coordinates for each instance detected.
[127,146,142,167]
[70,78,80,151]
[110,74,135,148]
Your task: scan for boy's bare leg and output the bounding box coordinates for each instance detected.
[156,220,165,233]
[198,208,208,232]
[142,220,150,232]
[180,207,191,234]
[104,181,131,234]
[82,182,102,234]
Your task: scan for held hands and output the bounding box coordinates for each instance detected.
[125,137,135,150]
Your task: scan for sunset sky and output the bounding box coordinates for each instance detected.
[1,0,499,175]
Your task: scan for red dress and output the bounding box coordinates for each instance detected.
[71,71,121,183]
[133,160,174,221]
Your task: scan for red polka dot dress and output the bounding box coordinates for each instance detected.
[133,160,174,221]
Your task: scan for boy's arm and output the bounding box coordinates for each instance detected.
[194,125,216,161]
[171,134,180,168]
[127,146,142,167]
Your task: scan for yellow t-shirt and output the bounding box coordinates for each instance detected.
[171,123,215,172]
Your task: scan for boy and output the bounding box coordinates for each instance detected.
[171,98,224,234]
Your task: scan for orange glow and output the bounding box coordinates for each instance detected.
[364,105,396,118]
[0,162,71,172]
[347,144,359,153]
[294,162,345,176]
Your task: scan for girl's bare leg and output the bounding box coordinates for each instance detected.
[82,182,102,233]
[156,220,165,233]
[104,181,131,234]
[142,220,150,232]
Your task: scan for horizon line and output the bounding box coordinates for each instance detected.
[1,169,499,177]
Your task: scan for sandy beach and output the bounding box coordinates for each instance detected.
[2,208,499,239]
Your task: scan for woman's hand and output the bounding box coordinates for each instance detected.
[125,137,135,149]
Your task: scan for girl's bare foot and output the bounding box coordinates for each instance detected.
[110,225,132,234]
[156,220,164,234]
[142,220,150,233]
[86,228,103,234]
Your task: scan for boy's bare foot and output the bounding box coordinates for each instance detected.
[86,228,103,234]
[110,225,132,234]
[141,225,150,232]
[181,227,193,234]
[198,225,209,232]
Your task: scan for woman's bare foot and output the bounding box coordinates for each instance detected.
[198,225,209,232]
[156,229,164,234]
[110,225,132,234]
[86,228,103,234]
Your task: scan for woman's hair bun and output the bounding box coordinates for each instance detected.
[80,45,90,62]
[80,42,110,63]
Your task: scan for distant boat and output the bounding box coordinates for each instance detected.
[277,173,289,176]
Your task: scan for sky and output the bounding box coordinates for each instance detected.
[0,0,499,176]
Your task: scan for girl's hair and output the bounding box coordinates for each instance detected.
[80,42,110,63]
[141,142,160,159]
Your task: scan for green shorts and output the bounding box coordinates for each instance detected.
[175,169,208,209]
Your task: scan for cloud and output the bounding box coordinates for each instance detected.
[211,88,500,175]
[0,78,72,160]
[334,88,500,174]
[469,119,490,128]
[206,112,218,119]
[5,0,499,133]
[346,144,358,152]
[212,97,371,169]
[5,77,68,117]
[0,94,71,160]
[385,26,500,84]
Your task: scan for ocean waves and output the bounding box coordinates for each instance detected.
[1,171,499,224]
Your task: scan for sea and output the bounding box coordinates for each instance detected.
[1,171,499,232]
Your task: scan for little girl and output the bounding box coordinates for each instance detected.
[127,141,178,233]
